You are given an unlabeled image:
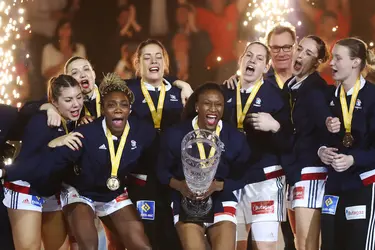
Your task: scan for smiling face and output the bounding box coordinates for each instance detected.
[52,85,83,121]
[269,31,295,71]
[102,91,131,137]
[239,43,269,84]
[330,44,357,82]
[292,38,319,79]
[66,59,96,96]
[138,43,166,83]
[195,89,224,131]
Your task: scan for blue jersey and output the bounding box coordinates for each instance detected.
[8,116,156,202]
[126,78,184,179]
[5,111,75,196]
[324,78,375,193]
[223,79,290,183]
[280,71,333,185]
[156,118,250,193]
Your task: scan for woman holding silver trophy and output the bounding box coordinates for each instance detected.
[157,82,251,250]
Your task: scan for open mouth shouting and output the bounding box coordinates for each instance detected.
[293,60,303,72]
[80,79,90,89]
[70,109,81,120]
[111,117,125,128]
[245,65,255,75]
[205,114,219,127]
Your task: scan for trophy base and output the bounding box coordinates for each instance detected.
[180,196,214,223]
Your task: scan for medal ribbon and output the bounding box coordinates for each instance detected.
[84,87,101,117]
[236,79,262,129]
[141,79,166,129]
[61,117,77,135]
[193,120,221,161]
[274,71,284,89]
[339,78,360,134]
[106,122,130,178]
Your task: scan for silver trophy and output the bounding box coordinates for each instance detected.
[181,129,223,220]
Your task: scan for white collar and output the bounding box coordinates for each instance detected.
[238,78,264,94]
[102,118,130,141]
[143,78,172,92]
[88,84,98,101]
[288,74,309,90]
[334,75,366,97]
[191,115,223,132]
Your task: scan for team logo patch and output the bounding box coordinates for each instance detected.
[31,196,44,207]
[137,200,155,220]
[170,94,178,102]
[322,195,339,215]
[355,99,362,109]
[345,205,366,220]
[254,97,262,107]
[293,186,305,200]
[131,140,137,150]
[251,201,274,215]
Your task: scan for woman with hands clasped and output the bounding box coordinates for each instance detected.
[318,38,375,250]
[157,83,251,250]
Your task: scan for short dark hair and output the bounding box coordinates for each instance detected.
[182,82,225,121]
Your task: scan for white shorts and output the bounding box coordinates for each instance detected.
[60,185,132,217]
[3,189,61,212]
[237,166,286,224]
[172,201,237,228]
[288,166,327,209]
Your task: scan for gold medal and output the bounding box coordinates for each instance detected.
[236,79,262,129]
[106,121,130,191]
[106,176,120,191]
[342,132,354,148]
[339,78,360,148]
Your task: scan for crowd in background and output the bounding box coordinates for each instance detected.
[19,0,375,103]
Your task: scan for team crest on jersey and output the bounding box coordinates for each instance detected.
[131,140,137,150]
[355,99,362,109]
[254,97,262,107]
[169,94,178,102]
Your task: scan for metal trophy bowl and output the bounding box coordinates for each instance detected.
[181,129,223,219]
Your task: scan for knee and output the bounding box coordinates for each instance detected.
[75,233,98,250]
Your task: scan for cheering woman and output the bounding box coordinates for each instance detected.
[319,38,375,250]
[157,82,251,250]
[3,75,83,250]
[224,41,289,250]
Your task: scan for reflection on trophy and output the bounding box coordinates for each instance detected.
[181,129,223,221]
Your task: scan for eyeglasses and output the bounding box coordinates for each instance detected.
[269,45,294,53]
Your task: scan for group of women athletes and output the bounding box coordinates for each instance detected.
[1,22,375,250]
